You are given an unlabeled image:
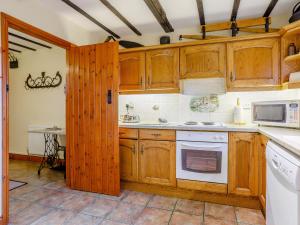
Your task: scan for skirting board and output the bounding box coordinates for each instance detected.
[9,153,43,163]
[121,181,261,210]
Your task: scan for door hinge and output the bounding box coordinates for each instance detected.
[6,84,9,93]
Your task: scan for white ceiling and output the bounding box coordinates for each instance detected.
[35,0,297,37]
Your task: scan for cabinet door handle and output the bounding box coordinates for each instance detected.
[132,145,136,154]
[151,133,161,137]
[140,77,143,84]
[141,145,144,154]
[230,72,235,82]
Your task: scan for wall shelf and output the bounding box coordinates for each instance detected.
[288,81,300,89]
[284,53,300,63]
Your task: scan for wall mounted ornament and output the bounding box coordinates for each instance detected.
[190,94,219,112]
[25,71,62,90]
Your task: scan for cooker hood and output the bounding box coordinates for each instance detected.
[180,78,226,96]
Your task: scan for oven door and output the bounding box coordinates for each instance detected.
[176,141,228,184]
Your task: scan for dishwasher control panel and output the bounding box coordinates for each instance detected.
[267,141,300,190]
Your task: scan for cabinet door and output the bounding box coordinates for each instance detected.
[146,48,179,90]
[120,139,138,182]
[180,43,226,79]
[228,132,259,196]
[139,140,176,186]
[258,135,268,212]
[119,52,145,91]
[227,38,279,91]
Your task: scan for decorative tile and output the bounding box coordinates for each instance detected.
[9,204,52,225]
[107,202,144,224]
[205,203,236,222]
[235,207,265,225]
[169,211,203,225]
[147,195,177,211]
[134,208,172,225]
[58,194,95,211]
[122,191,152,206]
[175,199,204,216]
[30,208,75,225]
[204,216,237,225]
[65,213,103,225]
[81,198,118,218]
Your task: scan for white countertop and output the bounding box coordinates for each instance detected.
[28,128,66,135]
[119,122,300,157]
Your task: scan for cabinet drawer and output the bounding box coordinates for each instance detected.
[139,129,175,141]
[119,128,138,139]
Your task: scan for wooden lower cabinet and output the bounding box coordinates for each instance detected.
[120,139,138,182]
[139,140,176,186]
[258,135,268,211]
[228,132,259,196]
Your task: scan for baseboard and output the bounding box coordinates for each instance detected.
[9,153,43,163]
[121,181,261,210]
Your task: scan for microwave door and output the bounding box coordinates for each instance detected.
[254,104,286,123]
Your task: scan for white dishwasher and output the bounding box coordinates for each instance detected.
[266,141,300,225]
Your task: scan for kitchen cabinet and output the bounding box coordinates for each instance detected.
[139,140,176,186]
[180,43,226,79]
[258,135,268,212]
[146,48,179,91]
[228,132,259,196]
[227,38,280,91]
[120,139,138,182]
[119,52,145,92]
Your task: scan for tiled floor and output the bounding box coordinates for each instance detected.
[9,160,266,225]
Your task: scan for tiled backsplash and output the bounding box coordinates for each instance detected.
[119,89,300,124]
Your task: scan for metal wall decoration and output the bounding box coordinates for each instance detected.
[9,52,19,69]
[190,94,219,112]
[25,71,62,89]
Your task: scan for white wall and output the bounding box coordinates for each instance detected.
[119,89,300,124]
[9,47,66,155]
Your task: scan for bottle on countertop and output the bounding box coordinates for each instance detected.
[233,98,245,125]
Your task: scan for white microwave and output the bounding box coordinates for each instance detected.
[252,100,300,128]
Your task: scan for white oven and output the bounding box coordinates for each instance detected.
[176,131,228,184]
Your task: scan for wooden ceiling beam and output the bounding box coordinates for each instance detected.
[263,0,279,17]
[239,27,279,33]
[61,0,120,38]
[9,41,36,51]
[144,0,174,33]
[9,32,52,49]
[99,0,141,36]
[179,34,225,40]
[9,48,22,53]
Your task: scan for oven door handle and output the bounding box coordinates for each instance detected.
[180,143,223,151]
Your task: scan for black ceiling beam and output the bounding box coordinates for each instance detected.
[9,32,52,49]
[9,48,22,53]
[144,0,174,33]
[9,41,36,51]
[99,0,142,36]
[263,0,279,17]
[196,0,205,26]
[61,0,120,38]
[230,0,241,36]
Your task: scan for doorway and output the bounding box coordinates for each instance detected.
[1,13,73,224]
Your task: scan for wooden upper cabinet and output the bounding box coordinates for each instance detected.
[146,48,179,90]
[120,139,138,182]
[227,38,280,91]
[180,43,226,79]
[228,132,259,197]
[139,140,176,186]
[119,52,145,92]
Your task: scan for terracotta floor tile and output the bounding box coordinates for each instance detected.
[65,213,103,225]
[107,202,144,224]
[17,188,56,202]
[81,198,118,217]
[205,203,236,222]
[9,198,32,216]
[169,211,203,225]
[30,208,76,225]
[122,191,152,206]
[37,191,75,208]
[101,220,129,225]
[9,204,52,225]
[235,207,265,225]
[175,199,205,216]
[58,194,95,211]
[134,207,172,225]
[147,195,177,211]
[204,216,237,225]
